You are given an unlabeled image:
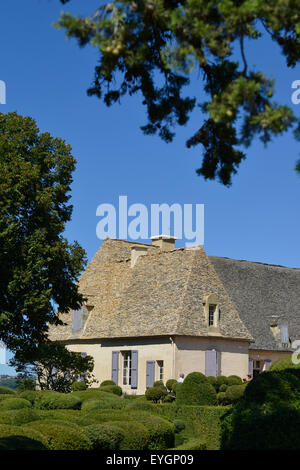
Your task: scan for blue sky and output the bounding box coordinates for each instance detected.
[0,1,299,374]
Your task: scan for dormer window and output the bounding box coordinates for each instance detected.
[204,294,220,330]
[208,304,217,327]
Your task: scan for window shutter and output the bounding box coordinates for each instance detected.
[131,350,138,389]
[248,358,254,376]
[205,349,217,377]
[0,341,6,365]
[112,351,119,385]
[264,359,272,371]
[146,361,155,388]
[281,325,289,346]
[72,308,82,331]
[216,350,221,376]
[80,352,87,381]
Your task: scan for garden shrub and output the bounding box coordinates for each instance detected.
[100,380,116,387]
[18,390,40,404]
[0,408,40,426]
[163,394,175,403]
[100,385,122,396]
[103,420,149,450]
[226,375,243,386]
[215,376,227,390]
[36,410,98,427]
[269,355,300,371]
[217,392,228,405]
[72,389,121,403]
[0,394,16,402]
[172,382,182,395]
[34,392,81,410]
[0,398,31,410]
[127,412,175,450]
[173,419,185,433]
[225,385,245,404]
[81,399,124,412]
[16,378,35,392]
[125,401,156,412]
[153,381,167,391]
[0,424,48,450]
[84,423,123,450]
[71,381,87,391]
[219,384,227,392]
[166,379,177,393]
[172,438,207,450]
[26,422,92,450]
[0,387,16,395]
[207,376,217,388]
[176,373,217,405]
[145,386,167,403]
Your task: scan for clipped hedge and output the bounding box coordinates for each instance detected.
[225,385,245,404]
[128,412,175,450]
[100,380,116,387]
[226,375,243,386]
[145,386,167,403]
[71,381,87,391]
[72,389,121,403]
[81,399,124,412]
[0,408,40,426]
[104,420,149,450]
[172,438,207,450]
[18,391,40,404]
[35,410,98,427]
[0,424,48,450]
[0,398,31,411]
[100,385,123,396]
[84,423,123,450]
[166,379,177,393]
[269,355,300,371]
[26,421,92,450]
[176,373,217,406]
[0,387,16,395]
[34,391,81,410]
[0,394,17,402]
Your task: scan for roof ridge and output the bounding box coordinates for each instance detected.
[209,255,300,270]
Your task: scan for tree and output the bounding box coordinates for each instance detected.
[55,0,300,185]
[11,342,96,393]
[0,112,87,359]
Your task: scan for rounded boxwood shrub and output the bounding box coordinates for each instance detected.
[100,380,116,387]
[166,379,177,393]
[207,376,217,388]
[0,424,48,450]
[72,389,120,403]
[0,398,31,410]
[219,384,228,392]
[153,381,167,391]
[226,375,243,386]
[84,423,124,450]
[128,412,175,450]
[215,376,228,390]
[173,438,207,450]
[82,399,124,412]
[172,382,182,395]
[0,408,40,426]
[26,422,93,450]
[145,386,167,403]
[71,381,87,391]
[173,419,185,433]
[269,355,300,371]
[225,385,245,404]
[125,401,156,412]
[34,392,81,410]
[0,386,16,395]
[176,373,217,405]
[0,394,17,402]
[100,385,122,396]
[217,391,228,405]
[104,420,149,450]
[18,390,39,404]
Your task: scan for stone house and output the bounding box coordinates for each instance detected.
[49,236,300,394]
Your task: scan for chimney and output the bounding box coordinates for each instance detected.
[151,235,176,251]
[131,246,148,267]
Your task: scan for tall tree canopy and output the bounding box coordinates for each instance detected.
[55,0,300,185]
[0,112,86,359]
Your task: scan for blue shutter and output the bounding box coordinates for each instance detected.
[205,349,217,377]
[72,308,82,331]
[131,350,138,389]
[216,350,221,376]
[80,352,87,381]
[264,359,272,371]
[248,358,254,376]
[112,351,119,385]
[281,325,289,346]
[146,361,155,388]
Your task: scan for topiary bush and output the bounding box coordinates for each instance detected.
[145,386,167,403]
[72,389,121,403]
[34,391,81,410]
[0,387,16,395]
[71,381,87,391]
[0,394,17,402]
[173,419,185,433]
[103,420,149,450]
[129,412,175,450]
[215,376,228,391]
[18,391,40,404]
[82,399,124,412]
[226,375,243,386]
[219,384,228,392]
[217,392,228,405]
[0,398,31,411]
[0,424,48,450]
[100,380,116,387]
[84,423,123,450]
[269,355,300,371]
[172,382,182,395]
[225,385,245,404]
[100,385,122,396]
[0,408,40,426]
[125,401,156,412]
[166,379,177,393]
[207,376,217,388]
[26,422,93,450]
[172,438,207,450]
[176,372,217,406]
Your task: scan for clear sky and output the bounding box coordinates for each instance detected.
[0,1,299,374]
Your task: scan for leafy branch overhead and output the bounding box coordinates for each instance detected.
[56,0,300,185]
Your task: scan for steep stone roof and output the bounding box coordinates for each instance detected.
[209,256,300,351]
[48,239,252,342]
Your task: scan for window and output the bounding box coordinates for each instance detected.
[253,360,262,377]
[122,351,132,386]
[157,361,164,382]
[208,304,217,326]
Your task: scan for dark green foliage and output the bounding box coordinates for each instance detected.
[0,112,86,357]
[16,378,36,392]
[71,381,87,391]
[173,419,185,433]
[226,375,243,386]
[34,391,81,410]
[100,385,122,396]
[219,384,227,393]
[125,401,156,412]
[217,392,227,406]
[18,390,39,404]
[173,438,207,450]
[72,389,121,403]
[0,398,31,410]
[104,420,149,450]
[269,355,300,371]
[145,386,168,403]
[215,376,228,391]
[0,424,48,450]
[84,423,123,450]
[207,376,217,388]
[26,421,92,450]
[172,382,182,395]
[100,380,116,387]
[81,399,124,412]
[153,380,166,390]
[55,2,300,185]
[0,386,16,395]
[0,394,17,402]
[129,412,175,450]
[166,379,177,393]
[225,385,245,404]
[176,373,217,406]
[0,408,40,426]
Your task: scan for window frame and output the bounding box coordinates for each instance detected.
[122,351,132,386]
